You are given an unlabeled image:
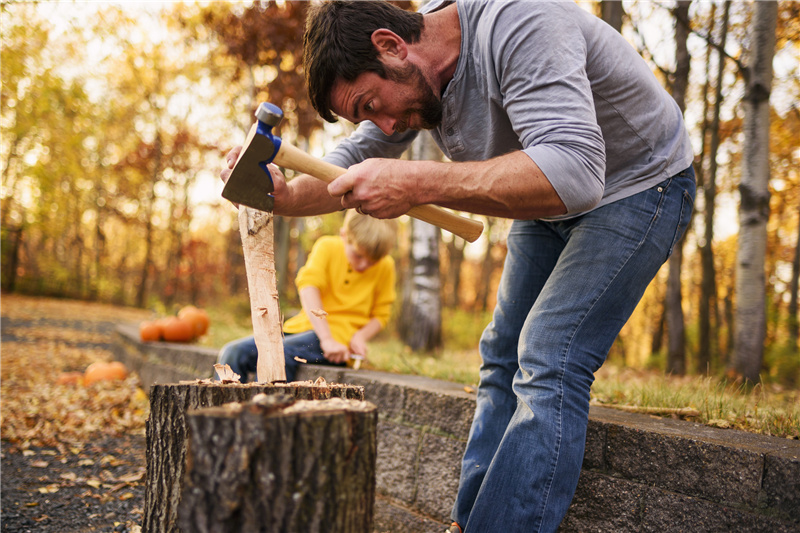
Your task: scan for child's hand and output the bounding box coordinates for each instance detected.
[349,334,368,359]
[320,338,350,364]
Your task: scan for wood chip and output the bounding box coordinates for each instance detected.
[293,357,307,363]
[309,308,328,318]
[213,364,241,383]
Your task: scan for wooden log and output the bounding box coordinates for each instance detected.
[238,206,286,383]
[178,394,377,533]
[142,380,364,533]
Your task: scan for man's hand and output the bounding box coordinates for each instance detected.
[220,147,293,212]
[328,158,417,218]
[320,338,350,364]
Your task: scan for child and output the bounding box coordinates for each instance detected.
[218,211,397,382]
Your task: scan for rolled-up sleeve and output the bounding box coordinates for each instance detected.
[493,3,606,213]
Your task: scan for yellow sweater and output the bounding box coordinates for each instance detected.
[283,236,396,345]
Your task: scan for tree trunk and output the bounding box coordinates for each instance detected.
[445,237,465,308]
[238,207,286,383]
[732,1,777,383]
[475,218,497,312]
[665,0,692,375]
[398,131,442,351]
[178,394,377,533]
[699,0,730,374]
[143,381,364,533]
[600,1,624,33]
[789,204,800,350]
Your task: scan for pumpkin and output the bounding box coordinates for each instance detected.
[139,320,162,342]
[161,316,195,343]
[84,361,128,386]
[177,305,210,337]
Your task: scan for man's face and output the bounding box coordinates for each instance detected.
[330,62,443,136]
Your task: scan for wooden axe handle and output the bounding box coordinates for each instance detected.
[274,141,484,243]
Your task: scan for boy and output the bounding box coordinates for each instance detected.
[218,210,397,382]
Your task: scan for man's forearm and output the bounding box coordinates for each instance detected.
[277,174,342,217]
[414,151,568,219]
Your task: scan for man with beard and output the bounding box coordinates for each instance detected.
[221,1,695,531]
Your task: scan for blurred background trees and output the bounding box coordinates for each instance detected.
[1,1,798,385]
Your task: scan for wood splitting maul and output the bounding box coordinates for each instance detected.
[222,102,484,243]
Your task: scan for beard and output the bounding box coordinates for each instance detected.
[385,63,443,132]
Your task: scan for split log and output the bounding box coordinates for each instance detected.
[142,380,364,533]
[178,394,377,533]
[239,206,286,383]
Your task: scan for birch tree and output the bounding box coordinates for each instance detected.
[398,132,442,351]
[731,1,778,383]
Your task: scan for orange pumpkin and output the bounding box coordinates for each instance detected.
[139,320,162,342]
[177,306,210,337]
[84,361,128,386]
[161,316,195,343]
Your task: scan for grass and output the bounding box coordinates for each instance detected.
[196,300,799,440]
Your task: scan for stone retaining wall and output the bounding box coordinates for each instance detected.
[113,324,800,532]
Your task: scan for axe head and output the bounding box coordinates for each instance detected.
[221,131,277,212]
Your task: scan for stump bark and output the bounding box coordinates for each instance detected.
[142,380,364,533]
[178,394,377,533]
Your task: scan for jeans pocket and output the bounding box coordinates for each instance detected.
[667,184,695,258]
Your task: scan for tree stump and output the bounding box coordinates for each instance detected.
[178,394,377,533]
[142,380,364,533]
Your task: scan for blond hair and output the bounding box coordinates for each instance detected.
[343,211,397,261]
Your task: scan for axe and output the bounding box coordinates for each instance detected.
[222,103,484,243]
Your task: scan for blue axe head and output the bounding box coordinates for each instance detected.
[221,103,284,212]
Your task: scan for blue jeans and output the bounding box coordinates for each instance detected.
[217,331,344,382]
[453,168,695,532]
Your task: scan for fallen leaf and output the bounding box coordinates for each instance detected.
[86,479,102,488]
[30,460,49,468]
[119,492,135,501]
[38,484,60,494]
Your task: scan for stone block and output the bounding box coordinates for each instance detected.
[640,485,799,533]
[761,447,800,522]
[583,418,607,470]
[373,496,447,533]
[415,432,466,521]
[605,424,763,507]
[376,419,421,505]
[403,387,475,437]
[560,471,644,532]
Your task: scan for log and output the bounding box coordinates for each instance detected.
[238,206,286,383]
[178,394,377,533]
[142,380,364,533]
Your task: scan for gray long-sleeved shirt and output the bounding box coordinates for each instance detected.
[322,0,694,220]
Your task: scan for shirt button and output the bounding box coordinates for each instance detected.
[446,127,455,136]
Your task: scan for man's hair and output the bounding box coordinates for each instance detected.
[303,1,424,123]
[343,210,398,261]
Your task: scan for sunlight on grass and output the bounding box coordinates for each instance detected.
[591,366,800,439]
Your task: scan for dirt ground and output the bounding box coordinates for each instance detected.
[1,295,154,532]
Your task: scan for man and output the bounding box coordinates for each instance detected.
[221,1,695,531]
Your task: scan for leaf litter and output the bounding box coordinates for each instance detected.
[2,294,153,532]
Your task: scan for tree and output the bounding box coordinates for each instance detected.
[731,1,778,383]
[665,1,692,376]
[398,132,443,352]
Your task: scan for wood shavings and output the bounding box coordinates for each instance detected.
[294,357,307,363]
[309,308,328,318]
[213,364,241,383]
